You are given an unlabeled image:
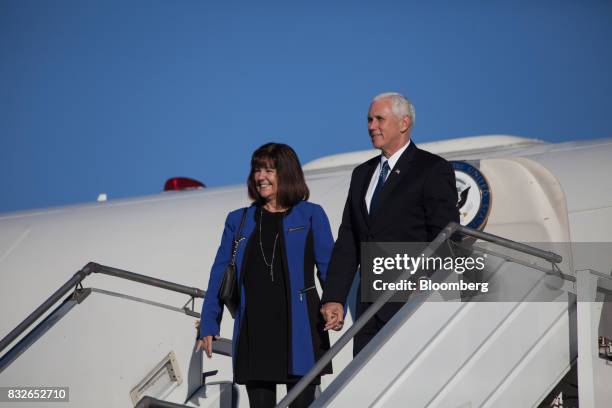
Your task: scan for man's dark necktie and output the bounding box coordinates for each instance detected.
[370,161,390,216]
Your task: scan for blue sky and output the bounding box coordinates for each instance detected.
[1,0,611,214]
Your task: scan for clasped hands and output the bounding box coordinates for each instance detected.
[320,302,344,331]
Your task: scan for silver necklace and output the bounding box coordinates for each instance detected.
[259,208,279,282]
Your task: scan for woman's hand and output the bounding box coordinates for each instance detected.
[196,336,214,358]
[195,321,216,358]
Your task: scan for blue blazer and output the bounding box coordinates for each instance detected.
[200,200,334,376]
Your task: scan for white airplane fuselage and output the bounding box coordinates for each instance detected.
[1,135,611,407]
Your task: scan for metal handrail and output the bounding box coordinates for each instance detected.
[93,263,205,298]
[453,224,562,264]
[0,262,205,355]
[276,222,564,408]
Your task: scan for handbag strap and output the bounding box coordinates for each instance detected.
[229,208,248,266]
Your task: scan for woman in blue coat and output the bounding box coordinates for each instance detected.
[197,143,334,408]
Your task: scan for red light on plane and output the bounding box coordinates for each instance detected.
[164,177,206,191]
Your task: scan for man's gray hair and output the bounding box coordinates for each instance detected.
[372,92,416,126]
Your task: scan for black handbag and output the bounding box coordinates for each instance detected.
[218,208,247,318]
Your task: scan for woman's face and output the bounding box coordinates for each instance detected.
[253,162,278,203]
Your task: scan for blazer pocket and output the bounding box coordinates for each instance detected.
[287,226,306,232]
[298,285,317,301]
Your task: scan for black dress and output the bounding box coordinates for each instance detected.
[235,207,290,384]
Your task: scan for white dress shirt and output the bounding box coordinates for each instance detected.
[365,140,411,213]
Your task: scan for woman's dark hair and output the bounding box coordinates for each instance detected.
[247,143,309,208]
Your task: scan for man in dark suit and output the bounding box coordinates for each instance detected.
[320,92,459,355]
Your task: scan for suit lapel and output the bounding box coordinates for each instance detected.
[359,159,378,227]
[369,142,418,224]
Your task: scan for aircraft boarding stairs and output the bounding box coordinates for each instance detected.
[278,223,612,408]
[0,262,238,408]
[1,223,610,407]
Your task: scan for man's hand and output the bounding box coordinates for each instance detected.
[321,302,344,331]
[196,335,214,358]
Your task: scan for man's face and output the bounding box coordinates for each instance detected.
[367,98,410,156]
